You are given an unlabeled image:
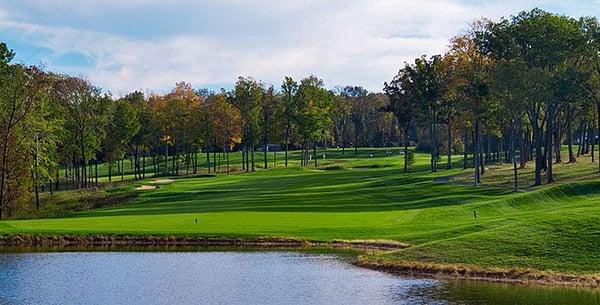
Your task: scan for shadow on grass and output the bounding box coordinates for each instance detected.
[77,167,510,218]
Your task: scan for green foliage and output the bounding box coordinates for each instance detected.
[0,63,50,217]
[232,77,263,146]
[0,42,14,67]
[54,77,109,161]
[104,96,141,167]
[295,75,333,144]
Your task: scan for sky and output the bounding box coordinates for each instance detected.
[1,0,599,95]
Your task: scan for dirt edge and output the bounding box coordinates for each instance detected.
[0,235,407,251]
[355,257,600,289]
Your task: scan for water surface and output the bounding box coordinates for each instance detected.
[0,251,597,305]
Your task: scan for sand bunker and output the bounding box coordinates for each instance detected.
[150,179,175,184]
[135,185,157,190]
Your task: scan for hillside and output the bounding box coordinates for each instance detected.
[1,148,599,278]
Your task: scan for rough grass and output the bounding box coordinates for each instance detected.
[1,148,600,276]
[354,257,600,288]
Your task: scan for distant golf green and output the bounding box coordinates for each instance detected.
[1,148,599,275]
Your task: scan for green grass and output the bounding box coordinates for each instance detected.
[2,148,600,275]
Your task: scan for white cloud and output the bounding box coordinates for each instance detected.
[0,0,581,93]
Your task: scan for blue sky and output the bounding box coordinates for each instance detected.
[1,0,599,95]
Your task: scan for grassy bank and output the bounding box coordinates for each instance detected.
[1,148,599,284]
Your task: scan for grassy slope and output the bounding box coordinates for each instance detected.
[1,148,599,275]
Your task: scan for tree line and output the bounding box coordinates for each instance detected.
[3,8,600,218]
[0,46,395,218]
[385,8,600,190]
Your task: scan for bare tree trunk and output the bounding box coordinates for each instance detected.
[206,144,211,174]
[108,152,113,182]
[555,115,561,164]
[264,144,268,170]
[251,144,255,172]
[32,169,39,210]
[0,135,10,219]
[285,121,290,167]
[172,146,178,175]
[341,123,347,156]
[165,143,169,175]
[79,140,86,189]
[447,121,452,169]
[597,102,600,172]
[314,142,318,167]
[429,116,437,173]
[404,126,409,172]
[474,121,481,186]
[463,127,468,169]
[152,148,157,177]
[512,119,518,192]
[354,133,359,155]
[546,105,555,183]
[226,147,230,174]
[213,145,217,173]
[479,134,485,176]
[498,134,504,165]
[72,159,76,188]
[55,169,59,191]
[584,123,590,154]
[533,123,542,186]
[592,128,596,163]
[592,129,596,163]
[567,107,576,163]
[0,126,14,219]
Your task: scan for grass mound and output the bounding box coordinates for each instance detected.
[33,189,138,219]
[497,180,600,209]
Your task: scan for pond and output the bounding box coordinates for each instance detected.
[0,251,597,305]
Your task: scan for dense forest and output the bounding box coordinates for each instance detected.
[2,8,600,219]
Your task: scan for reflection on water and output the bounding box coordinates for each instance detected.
[0,251,597,305]
[410,279,599,305]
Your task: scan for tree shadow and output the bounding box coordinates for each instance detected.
[79,167,510,218]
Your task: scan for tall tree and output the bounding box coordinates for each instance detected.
[385,69,416,172]
[54,77,108,188]
[580,16,600,172]
[105,97,140,181]
[346,86,369,155]
[259,86,281,169]
[281,77,299,167]
[206,93,242,173]
[479,9,583,185]
[404,55,445,172]
[232,77,262,172]
[332,88,353,155]
[452,28,496,185]
[295,76,333,167]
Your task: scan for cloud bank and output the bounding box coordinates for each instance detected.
[0,0,598,94]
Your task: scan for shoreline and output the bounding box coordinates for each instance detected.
[1,234,597,289]
[354,257,600,289]
[0,234,408,251]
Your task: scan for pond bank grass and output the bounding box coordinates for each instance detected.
[355,256,600,289]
